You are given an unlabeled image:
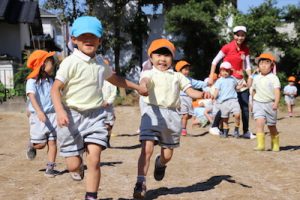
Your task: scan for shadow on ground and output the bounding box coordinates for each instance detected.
[118,175,251,200]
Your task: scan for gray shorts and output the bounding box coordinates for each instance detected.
[140,104,181,149]
[29,112,57,144]
[220,99,240,118]
[253,101,277,126]
[285,96,295,105]
[57,107,108,157]
[178,95,193,115]
[103,105,115,126]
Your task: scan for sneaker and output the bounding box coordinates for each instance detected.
[70,164,84,181]
[26,145,36,160]
[243,131,256,139]
[154,155,167,181]
[209,127,221,136]
[133,182,147,199]
[181,129,187,136]
[85,196,97,200]
[44,168,59,178]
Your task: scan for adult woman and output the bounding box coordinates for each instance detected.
[208,26,255,139]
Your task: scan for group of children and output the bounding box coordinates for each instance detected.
[25,15,297,200]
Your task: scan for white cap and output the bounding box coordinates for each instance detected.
[220,61,232,70]
[233,26,247,33]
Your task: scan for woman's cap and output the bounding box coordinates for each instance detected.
[71,16,103,38]
[27,50,55,79]
[175,60,190,72]
[255,53,276,64]
[220,61,232,70]
[147,38,176,57]
[233,26,247,33]
[288,76,296,82]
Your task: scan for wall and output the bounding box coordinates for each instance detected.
[0,22,21,60]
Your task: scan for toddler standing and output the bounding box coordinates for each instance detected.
[283,76,297,117]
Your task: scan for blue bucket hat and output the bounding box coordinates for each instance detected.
[71,16,103,38]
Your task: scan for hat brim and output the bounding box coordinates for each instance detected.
[72,30,101,38]
[27,51,55,79]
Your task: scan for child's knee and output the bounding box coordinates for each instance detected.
[33,143,46,149]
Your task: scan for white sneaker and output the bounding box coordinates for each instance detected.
[243,131,256,139]
[209,127,221,136]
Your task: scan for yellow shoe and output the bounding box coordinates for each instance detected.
[254,133,265,151]
[271,135,280,152]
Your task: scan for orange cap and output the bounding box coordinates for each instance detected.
[175,60,190,72]
[27,50,55,79]
[288,76,296,82]
[147,38,175,57]
[255,53,276,64]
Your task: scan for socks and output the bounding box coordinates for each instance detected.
[46,162,56,169]
[137,175,146,183]
[85,192,97,200]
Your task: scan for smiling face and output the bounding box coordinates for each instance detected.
[71,33,101,57]
[233,31,246,46]
[150,48,173,71]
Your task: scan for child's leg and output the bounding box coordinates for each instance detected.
[153,147,173,181]
[233,113,240,138]
[268,125,280,152]
[221,118,229,138]
[137,140,155,178]
[159,147,173,165]
[65,156,82,173]
[287,103,292,116]
[181,114,190,135]
[33,143,46,149]
[254,118,266,151]
[85,143,102,194]
[47,140,57,163]
[191,116,200,126]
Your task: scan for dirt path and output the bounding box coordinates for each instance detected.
[0,104,299,200]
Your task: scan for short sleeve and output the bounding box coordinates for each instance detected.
[56,59,71,83]
[214,79,222,90]
[178,73,191,91]
[272,75,281,89]
[26,79,36,95]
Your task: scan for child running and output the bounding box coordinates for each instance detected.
[175,60,208,136]
[213,61,241,138]
[51,16,145,200]
[283,76,297,117]
[133,38,204,199]
[26,50,58,177]
[251,53,281,151]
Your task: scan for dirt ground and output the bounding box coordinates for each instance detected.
[0,101,299,200]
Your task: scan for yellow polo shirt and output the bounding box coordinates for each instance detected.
[140,67,191,108]
[56,49,112,111]
[252,73,280,102]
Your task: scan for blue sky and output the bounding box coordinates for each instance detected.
[238,0,300,13]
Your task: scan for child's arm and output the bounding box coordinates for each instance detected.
[27,93,46,122]
[107,74,148,96]
[212,88,219,100]
[185,87,203,99]
[204,107,213,123]
[273,88,281,110]
[51,80,69,127]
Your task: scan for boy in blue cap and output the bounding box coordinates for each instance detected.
[51,16,146,200]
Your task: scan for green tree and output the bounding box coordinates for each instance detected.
[165,0,228,78]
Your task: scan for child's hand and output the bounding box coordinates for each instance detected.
[37,111,46,123]
[57,110,69,127]
[102,101,109,108]
[138,84,149,96]
[203,92,211,99]
[272,103,278,110]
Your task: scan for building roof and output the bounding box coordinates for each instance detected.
[0,0,43,35]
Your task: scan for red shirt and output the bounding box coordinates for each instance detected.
[221,40,249,79]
